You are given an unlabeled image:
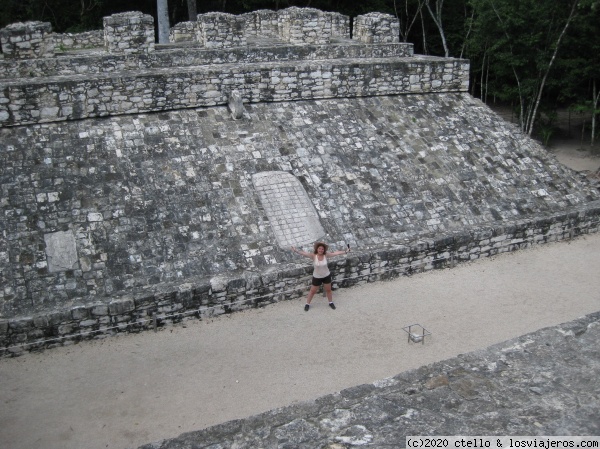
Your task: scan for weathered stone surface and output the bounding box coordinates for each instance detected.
[0,8,598,355]
[137,312,600,448]
[44,230,79,272]
[253,171,325,247]
[0,41,414,80]
[0,56,467,126]
[0,21,54,59]
[103,11,155,55]
[228,89,245,119]
[1,93,598,323]
[197,12,246,48]
[354,12,400,44]
[53,30,104,51]
[278,7,333,45]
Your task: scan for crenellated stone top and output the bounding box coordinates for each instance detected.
[353,12,400,44]
[0,8,400,58]
[102,11,155,55]
[0,8,469,127]
[0,21,55,59]
[196,12,247,48]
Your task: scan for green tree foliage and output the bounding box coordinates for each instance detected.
[554,0,600,145]
[464,0,580,136]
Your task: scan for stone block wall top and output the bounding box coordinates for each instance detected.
[53,30,104,51]
[169,21,197,43]
[0,8,398,57]
[197,12,247,49]
[353,12,400,44]
[255,9,280,38]
[241,10,280,38]
[278,7,332,45]
[240,12,258,37]
[0,21,55,59]
[2,91,597,319]
[328,11,351,39]
[103,11,155,55]
[103,11,154,27]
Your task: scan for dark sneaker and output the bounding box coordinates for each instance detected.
[304,304,310,311]
[329,303,336,310]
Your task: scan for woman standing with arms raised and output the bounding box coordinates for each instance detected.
[291,242,350,311]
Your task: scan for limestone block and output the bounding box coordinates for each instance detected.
[254,10,280,38]
[44,230,79,273]
[103,11,155,55]
[228,89,245,119]
[197,12,246,48]
[169,21,197,43]
[328,12,350,39]
[353,12,399,44]
[53,30,104,51]
[0,21,54,59]
[277,7,332,44]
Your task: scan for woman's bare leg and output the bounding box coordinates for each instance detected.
[306,285,319,304]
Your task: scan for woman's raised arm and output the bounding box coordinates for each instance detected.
[291,246,313,258]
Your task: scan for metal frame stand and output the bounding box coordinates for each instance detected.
[402,324,431,344]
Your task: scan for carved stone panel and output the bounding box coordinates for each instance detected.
[253,171,325,248]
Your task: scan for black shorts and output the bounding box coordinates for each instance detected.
[312,274,332,286]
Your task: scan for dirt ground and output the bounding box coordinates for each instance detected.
[550,139,600,173]
[0,139,599,449]
[490,104,600,174]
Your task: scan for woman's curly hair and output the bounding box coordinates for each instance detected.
[313,242,328,254]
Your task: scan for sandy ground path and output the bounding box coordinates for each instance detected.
[1,233,600,449]
[551,140,600,173]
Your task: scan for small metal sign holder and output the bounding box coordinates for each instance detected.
[402,324,431,345]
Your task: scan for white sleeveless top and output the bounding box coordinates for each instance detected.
[313,255,330,278]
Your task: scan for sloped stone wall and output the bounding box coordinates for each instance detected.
[329,11,351,38]
[2,210,600,356]
[1,8,598,359]
[1,93,599,354]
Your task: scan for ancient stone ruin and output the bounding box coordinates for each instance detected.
[0,8,599,354]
